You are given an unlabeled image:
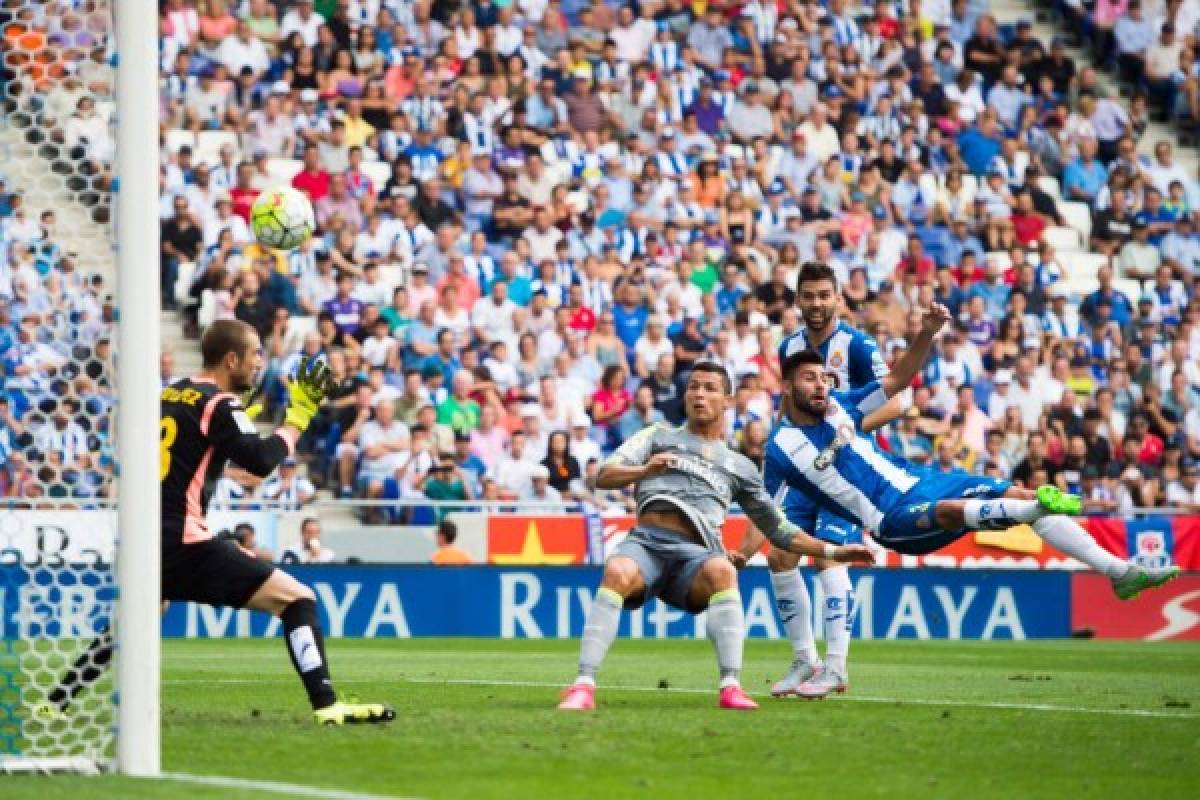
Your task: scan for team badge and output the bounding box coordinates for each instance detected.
[829,352,844,368]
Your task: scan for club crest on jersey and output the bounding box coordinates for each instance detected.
[813,423,855,470]
[829,352,844,368]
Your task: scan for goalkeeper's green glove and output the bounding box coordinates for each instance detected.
[284,356,335,432]
[240,388,263,421]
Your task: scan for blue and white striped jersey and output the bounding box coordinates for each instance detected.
[764,381,919,532]
[777,320,888,391]
[777,321,889,532]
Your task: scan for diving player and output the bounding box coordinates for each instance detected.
[556,362,874,712]
[763,348,1180,695]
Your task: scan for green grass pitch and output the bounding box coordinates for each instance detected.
[5,638,1200,799]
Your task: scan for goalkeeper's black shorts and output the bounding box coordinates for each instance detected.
[162,537,275,609]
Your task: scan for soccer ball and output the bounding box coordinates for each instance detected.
[250,187,315,250]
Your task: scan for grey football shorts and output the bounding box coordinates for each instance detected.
[611,523,722,613]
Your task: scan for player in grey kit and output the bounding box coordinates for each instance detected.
[557,362,873,711]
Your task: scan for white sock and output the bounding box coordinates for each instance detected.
[1033,516,1129,579]
[577,588,623,685]
[706,589,745,688]
[770,569,819,665]
[963,498,1043,530]
[819,567,854,675]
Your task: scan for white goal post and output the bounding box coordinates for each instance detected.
[114,0,161,778]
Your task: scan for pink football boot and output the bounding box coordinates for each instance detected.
[718,684,759,710]
[557,682,596,711]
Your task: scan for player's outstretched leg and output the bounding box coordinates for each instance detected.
[247,570,394,725]
[767,552,822,698]
[35,626,114,721]
[558,556,642,711]
[797,565,854,700]
[690,557,756,710]
[957,488,1180,600]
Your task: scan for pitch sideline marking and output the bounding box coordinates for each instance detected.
[164,675,1200,719]
[158,771,421,800]
[399,676,1200,719]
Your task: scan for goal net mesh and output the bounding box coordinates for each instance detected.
[0,0,119,774]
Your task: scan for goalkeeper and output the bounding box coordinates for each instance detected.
[40,320,392,726]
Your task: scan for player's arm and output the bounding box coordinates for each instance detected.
[594,424,671,489]
[209,398,296,477]
[212,356,334,477]
[880,303,951,398]
[738,458,871,563]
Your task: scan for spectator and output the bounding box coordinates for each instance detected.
[282,518,335,564]
[541,430,579,498]
[431,519,473,565]
[520,464,563,504]
[260,457,316,510]
[616,384,665,444]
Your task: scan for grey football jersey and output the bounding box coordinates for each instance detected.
[606,423,798,552]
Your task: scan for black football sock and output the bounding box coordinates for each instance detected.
[281,598,337,710]
[49,627,114,710]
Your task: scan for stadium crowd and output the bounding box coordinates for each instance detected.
[4,0,1200,522]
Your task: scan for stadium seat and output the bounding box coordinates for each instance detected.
[984,251,1012,270]
[194,131,241,166]
[1042,226,1082,253]
[361,161,392,191]
[1037,175,1062,200]
[286,314,318,344]
[174,261,196,307]
[377,264,404,294]
[197,289,216,330]
[960,174,979,197]
[1112,278,1143,304]
[1059,251,1108,282]
[165,129,196,155]
[1060,277,1101,299]
[266,157,303,185]
[1059,202,1093,242]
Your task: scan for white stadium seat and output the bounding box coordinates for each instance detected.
[1059,201,1093,242]
[1112,278,1143,305]
[266,157,304,185]
[1059,251,1108,282]
[1042,225,1082,253]
[194,131,241,166]
[361,160,392,191]
[1037,175,1061,200]
[165,129,196,154]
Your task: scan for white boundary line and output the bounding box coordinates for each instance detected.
[396,677,1200,719]
[158,772,421,800]
[161,676,1199,719]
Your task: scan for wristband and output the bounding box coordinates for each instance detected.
[823,543,836,560]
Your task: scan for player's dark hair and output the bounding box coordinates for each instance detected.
[438,519,458,543]
[690,361,732,394]
[796,261,838,292]
[781,349,824,379]
[201,319,256,368]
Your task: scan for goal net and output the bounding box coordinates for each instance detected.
[0,0,156,776]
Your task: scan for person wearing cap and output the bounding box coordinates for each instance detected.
[260,457,317,510]
[517,462,562,504]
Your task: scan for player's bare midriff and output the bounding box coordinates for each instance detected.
[639,507,704,546]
